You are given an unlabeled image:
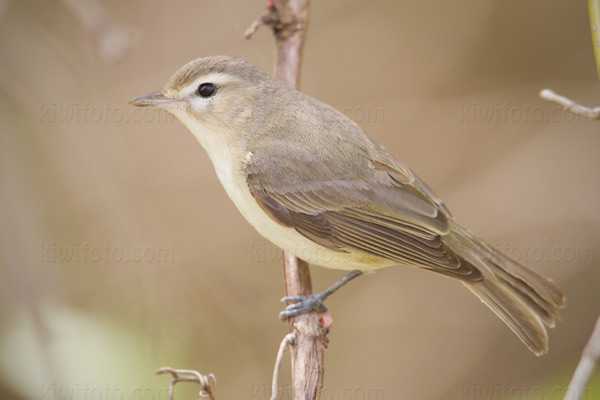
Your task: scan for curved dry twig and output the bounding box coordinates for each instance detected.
[540,89,600,120]
[156,367,217,400]
[270,333,296,400]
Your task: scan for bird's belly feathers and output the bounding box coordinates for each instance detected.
[216,153,389,271]
[178,115,390,270]
[226,163,391,270]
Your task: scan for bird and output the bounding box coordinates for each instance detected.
[129,55,565,355]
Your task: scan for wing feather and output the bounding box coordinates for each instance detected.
[245,149,482,282]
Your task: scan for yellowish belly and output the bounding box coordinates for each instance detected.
[179,115,392,271]
[218,154,391,270]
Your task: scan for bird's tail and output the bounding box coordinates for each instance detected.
[445,222,565,355]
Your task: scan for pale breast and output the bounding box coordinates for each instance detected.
[178,113,391,271]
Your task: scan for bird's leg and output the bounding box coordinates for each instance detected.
[279,270,363,319]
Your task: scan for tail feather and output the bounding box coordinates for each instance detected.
[486,258,561,327]
[446,222,565,355]
[478,237,565,311]
[464,278,549,355]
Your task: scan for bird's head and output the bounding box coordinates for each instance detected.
[129,56,273,147]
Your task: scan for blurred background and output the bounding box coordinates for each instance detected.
[1,0,599,399]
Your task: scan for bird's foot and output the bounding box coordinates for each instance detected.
[278,270,363,320]
[279,293,329,319]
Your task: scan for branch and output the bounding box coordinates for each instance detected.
[247,2,327,400]
[281,252,327,400]
[539,89,600,120]
[563,313,600,400]
[246,0,310,89]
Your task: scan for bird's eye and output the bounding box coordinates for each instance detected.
[197,83,216,98]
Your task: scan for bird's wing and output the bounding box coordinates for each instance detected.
[244,146,481,281]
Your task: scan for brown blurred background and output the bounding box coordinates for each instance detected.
[1,0,599,399]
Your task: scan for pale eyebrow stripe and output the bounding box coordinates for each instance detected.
[179,73,238,98]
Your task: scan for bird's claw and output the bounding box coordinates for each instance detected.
[279,294,328,319]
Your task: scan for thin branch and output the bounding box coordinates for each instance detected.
[247,2,326,400]
[244,0,278,39]
[539,89,600,120]
[272,0,309,90]
[271,333,297,400]
[281,251,327,400]
[563,314,600,400]
[155,367,217,400]
[246,0,309,89]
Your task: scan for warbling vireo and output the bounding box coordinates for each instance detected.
[129,55,564,355]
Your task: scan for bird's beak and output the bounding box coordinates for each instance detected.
[128,91,176,108]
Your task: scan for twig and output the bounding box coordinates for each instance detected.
[247,0,309,89]
[281,251,327,400]
[155,367,217,400]
[272,0,309,90]
[244,0,278,39]
[539,89,600,120]
[270,333,297,400]
[563,314,600,400]
[247,3,326,399]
